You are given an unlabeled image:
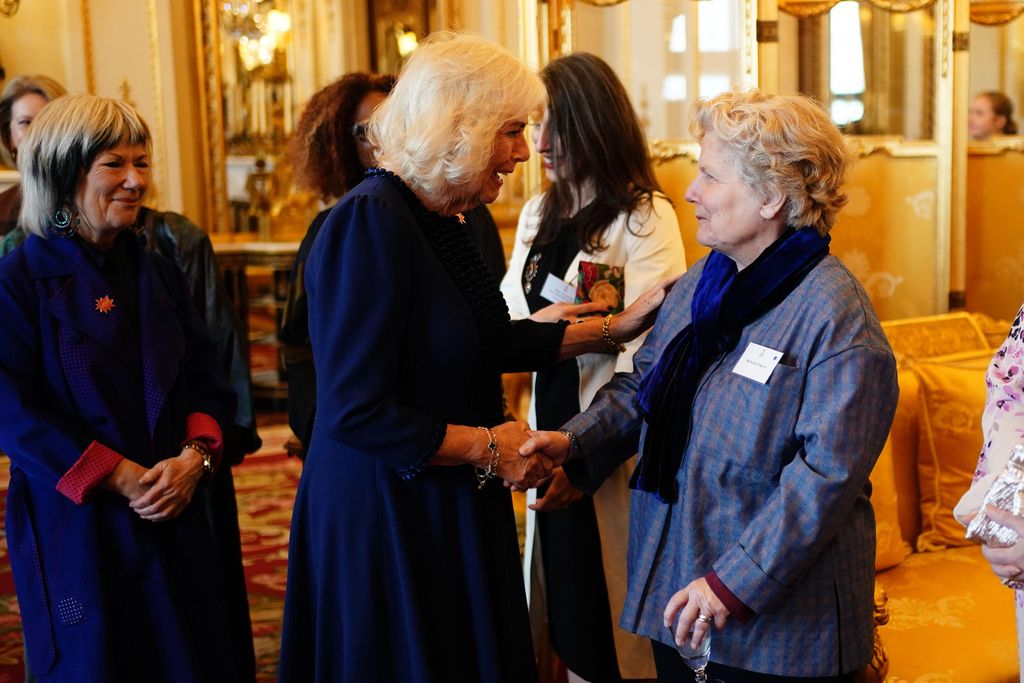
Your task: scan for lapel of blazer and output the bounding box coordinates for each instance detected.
[26,235,141,378]
[136,247,184,438]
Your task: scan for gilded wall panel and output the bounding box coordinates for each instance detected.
[833,153,941,320]
[965,149,1024,320]
[651,150,708,269]
[655,148,942,320]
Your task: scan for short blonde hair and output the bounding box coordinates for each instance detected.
[369,32,545,213]
[0,74,67,165]
[689,90,852,235]
[19,94,151,238]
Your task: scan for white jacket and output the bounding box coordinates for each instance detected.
[500,190,685,679]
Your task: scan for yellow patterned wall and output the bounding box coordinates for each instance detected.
[966,147,1024,321]
[835,152,943,320]
[654,148,945,321]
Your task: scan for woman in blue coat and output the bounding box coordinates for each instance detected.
[278,33,676,683]
[0,94,242,681]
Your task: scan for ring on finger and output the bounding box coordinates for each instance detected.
[697,613,713,624]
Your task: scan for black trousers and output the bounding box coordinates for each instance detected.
[651,640,856,683]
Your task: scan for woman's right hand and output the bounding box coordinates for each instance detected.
[490,421,555,490]
[608,275,681,343]
[103,459,150,503]
[529,301,608,324]
[981,506,1024,584]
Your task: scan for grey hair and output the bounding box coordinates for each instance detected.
[689,89,852,235]
[0,74,67,165]
[19,94,151,238]
[369,31,545,213]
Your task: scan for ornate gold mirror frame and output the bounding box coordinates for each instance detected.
[194,0,231,233]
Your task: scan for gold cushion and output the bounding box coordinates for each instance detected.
[875,545,1018,682]
[914,352,992,551]
[870,440,913,571]
[890,368,923,545]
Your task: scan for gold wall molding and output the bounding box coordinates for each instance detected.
[194,0,230,232]
[757,19,779,41]
[970,1,1024,24]
[576,0,628,5]
[778,0,934,17]
[744,0,758,84]
[864,0,935,11]
[967,137,1024,154]
[81,0,95,93]
[649,139,700,164]
[846,137,941,158]
[145,0,169,209]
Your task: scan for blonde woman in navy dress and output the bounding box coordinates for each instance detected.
[279,33,676,683]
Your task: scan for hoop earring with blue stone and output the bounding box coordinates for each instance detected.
[49,203,79,239]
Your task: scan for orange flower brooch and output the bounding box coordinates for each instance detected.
[95,295,116,314]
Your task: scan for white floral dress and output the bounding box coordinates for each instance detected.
[955,303,1024,674]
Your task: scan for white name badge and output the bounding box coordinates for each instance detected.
[731,342,784,384]
[539,272,577,304]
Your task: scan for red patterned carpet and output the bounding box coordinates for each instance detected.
[0,424,301,682]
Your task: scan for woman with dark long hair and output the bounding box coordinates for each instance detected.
[500,52,685,683]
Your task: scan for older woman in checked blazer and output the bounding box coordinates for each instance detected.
[523,90,899,682]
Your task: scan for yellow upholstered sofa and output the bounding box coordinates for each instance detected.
[867,312,1018,682]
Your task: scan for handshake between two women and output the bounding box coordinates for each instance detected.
[468,423,576,491]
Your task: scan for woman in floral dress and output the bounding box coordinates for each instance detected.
[955,303,1024,675]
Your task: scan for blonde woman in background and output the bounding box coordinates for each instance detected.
[0,74,66,235]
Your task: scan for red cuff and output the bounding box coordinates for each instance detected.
[182,412,224,457]
[705,571,755,624]
[56,441,125,505]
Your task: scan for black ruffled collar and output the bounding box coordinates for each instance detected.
[368,168,510,427]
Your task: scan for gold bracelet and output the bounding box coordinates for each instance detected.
[475,427,500,489]
[602,313,626,354]
[182,439,214,479]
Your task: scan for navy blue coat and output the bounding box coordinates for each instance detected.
[0,234,239,682]
[279,174,560,682]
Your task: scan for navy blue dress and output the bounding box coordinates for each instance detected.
[279,171,562,682]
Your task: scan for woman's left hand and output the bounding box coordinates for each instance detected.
[529,301,609,324]
[608,275,681,343]
[529,467,585,512]
[129,448,205,522]
[663,577,730,650]
[981,506,1024,583]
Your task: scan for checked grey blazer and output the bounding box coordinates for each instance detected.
[564,254,899,677]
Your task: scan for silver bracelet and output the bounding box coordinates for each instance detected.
[475,426,500,489]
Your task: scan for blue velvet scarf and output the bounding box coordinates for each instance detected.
[631,227,831,503]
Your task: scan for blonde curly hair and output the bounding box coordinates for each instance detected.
[369,32,545,214]
[689,90,852,235]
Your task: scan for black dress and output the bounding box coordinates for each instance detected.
[523,226,623,683]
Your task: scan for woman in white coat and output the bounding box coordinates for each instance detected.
[500,53,685,683]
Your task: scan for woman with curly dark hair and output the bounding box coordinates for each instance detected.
[281,73,507,456]
[281,73,394,457]
[290,72,396,200]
